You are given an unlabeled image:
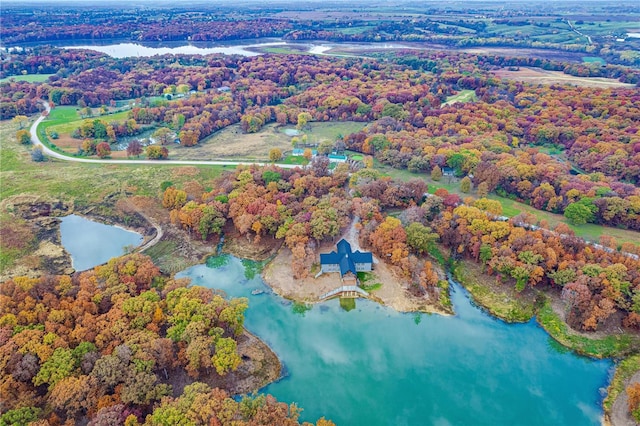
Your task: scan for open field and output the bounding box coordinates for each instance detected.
[1,119,224,208]
[442,89,477,106]
[492,67,636,88]
[169,121,366,161]
[48,109,132,135]
[169,123,291,161]
[0,73,54,83]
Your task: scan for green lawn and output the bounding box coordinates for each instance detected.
[305,121,367,142]
[442,90,477,106]
[1,119,224,205]
[0,73,54,83]
[336,26,373,35]
[279,155,309,166]
[48,109,132,135]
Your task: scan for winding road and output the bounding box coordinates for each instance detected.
[29,102,300,169]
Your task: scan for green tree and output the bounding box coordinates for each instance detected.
[212,337,241,375]
[33,347,75,390]
[31,146,44,162]
[405,222,438,254]
[460,176,471,193]
[564,202,594,225]
[0,407,41,426]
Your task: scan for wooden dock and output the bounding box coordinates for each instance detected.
[319,285,369,301]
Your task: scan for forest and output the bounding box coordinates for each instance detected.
[2,2,640,423]
[0,253,332,425]
[2,48,639,230]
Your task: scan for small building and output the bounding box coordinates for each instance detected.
[320,239,372,285]
[328,154,347,163]
[217,86,231,93]
[442,167,455,176]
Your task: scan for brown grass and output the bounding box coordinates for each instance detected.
[168,123,292,161]
[493,67,635,88]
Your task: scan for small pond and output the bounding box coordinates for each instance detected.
[282,128,302,136]
[60,214,143,271]
[177,254,612,426]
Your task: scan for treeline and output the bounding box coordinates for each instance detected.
[1,10,292,45]
[432,201,640,332]
[0,253,332,425]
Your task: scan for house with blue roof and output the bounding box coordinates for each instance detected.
[320,239,372,285]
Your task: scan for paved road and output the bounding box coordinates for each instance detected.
[29,102,300,169]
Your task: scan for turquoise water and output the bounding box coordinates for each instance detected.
[60,214,143,271]
[178,255,612,426]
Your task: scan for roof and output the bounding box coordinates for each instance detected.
[320,239,372,276]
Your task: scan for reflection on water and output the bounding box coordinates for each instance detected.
[177,254,612,426]
[60,214,142,271]
[63,41,288,58]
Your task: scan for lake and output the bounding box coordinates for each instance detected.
[60,214,143,271]
[177,254,612,426]
[61,39,290,58]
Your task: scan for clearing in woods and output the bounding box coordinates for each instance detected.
[168,121,366,161]
[493,67,635,88]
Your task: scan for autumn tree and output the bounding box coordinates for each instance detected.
[12,114,28,129]
[16,129,31,144]
[146,145,168,160]
[96,142,111,158]
[627,382,640,422]
[477,182,489,198]
[153,127,174,145]
[126,140,143,157]
[460,176,471,193]
[269,148,283,162]
[431,166,442,181]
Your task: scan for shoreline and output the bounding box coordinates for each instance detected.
[260,244,452,316]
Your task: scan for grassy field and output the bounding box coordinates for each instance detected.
[442,89,477,106]
[0,73,54,83]
[172,121,367,161]
[48,109,132,135]
[303,121,367,143]
[1,119,224,207]
[582,56,606,64]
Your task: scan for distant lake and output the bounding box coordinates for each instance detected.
[60,214,142,271]
[62,40,289,58]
